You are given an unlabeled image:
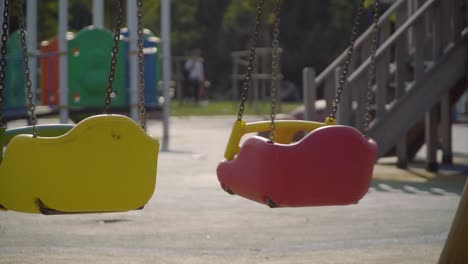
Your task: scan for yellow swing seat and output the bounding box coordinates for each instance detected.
[0,114,159,214]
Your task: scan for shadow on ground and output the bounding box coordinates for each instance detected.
[371,159,467,196]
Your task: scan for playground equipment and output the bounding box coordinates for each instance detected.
[69,27,127,108]
[4,31,26,110]
[39,27,160,110]
[217,0,379,208]
[122,27,160,108]
[0,0,159,214]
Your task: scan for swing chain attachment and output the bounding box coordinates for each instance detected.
[0,0,9,125]
[104,0,124,114]
[364,1,380,136]
[269,0,281,142]
[328,0,366,122]
[237,0,265,122]
[137,0,146,130]
[18,0,38,137]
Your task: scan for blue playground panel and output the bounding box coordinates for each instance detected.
[4,31,27,111]
[121,28,160,108]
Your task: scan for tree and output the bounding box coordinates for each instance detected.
[9,0,375,99]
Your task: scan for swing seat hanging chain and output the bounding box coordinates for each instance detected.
[328,0,380,138]
[137,0,146,131]
[17,0,38,137]
[269,0,281,142]
[235,0,284,142]
[0,0,9,124]
[237,0,264,122]
[105,0,147,131]
[328,0,366,123]
[364,1,380,135]
[104,0,124,115]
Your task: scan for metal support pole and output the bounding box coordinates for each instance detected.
[127,0,139,121]
[335,66,351,125]
[302,67,316,121]
[441,94,452,164]
[425,105,439,172]
[396,136,408,169]
[92,0,104,28]
[58,0,69,124]
[26,0,38,105]
[232,57,238,106]
[395,3,409,168]
[161,0,171,151]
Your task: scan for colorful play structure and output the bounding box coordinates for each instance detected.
[4,27,160,118]
[2,0,162,124]
[0,0,467,262]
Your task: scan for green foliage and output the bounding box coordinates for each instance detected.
[10,0,377,99]
[279,1,360,89]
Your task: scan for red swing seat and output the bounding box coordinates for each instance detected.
[217,123,378,207]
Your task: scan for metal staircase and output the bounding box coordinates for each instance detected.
[303,0,467,170]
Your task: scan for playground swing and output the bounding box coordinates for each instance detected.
[0,0,159,215]
[217,0,379,208]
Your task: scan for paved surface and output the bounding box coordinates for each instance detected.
[1,116,467,264]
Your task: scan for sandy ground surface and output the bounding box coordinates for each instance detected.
[1,116,467,264]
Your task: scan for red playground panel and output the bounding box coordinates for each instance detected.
[40,37,59,106]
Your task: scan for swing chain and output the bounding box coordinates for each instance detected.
[137,0,146,130]
[269,0,281,141]
[364,1,380,135]
[104,0,124,114]
[328,0,366,121]
[18,0,38,137]
[0,0,9,124]
[237,0,264,122]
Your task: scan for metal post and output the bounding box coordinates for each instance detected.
[425,105,439,172]
[26,0,38,105]
[335,66,351,125]
[396,136,408,169]
[253,54,259,115]
[232,56,238,105]
[58,0,69,124]
[302,67,316,121]
[395,3,409,168]
[92,0,104,28]
[356,75,367,132]
[0,124,5,163]
[176,59,182,104]
[127,0,139,122]
[161,0,171,151]
[441,94,452,164]
[376,51,390,119]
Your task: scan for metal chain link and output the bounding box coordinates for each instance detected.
[0,0,9,124]
[364,0,380,135]
[136,0,146,130]
[328,0,365,121]
[269,0,281,142]
[18,0,38,136]
[237,0,264,122]
[104,0,124,114]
